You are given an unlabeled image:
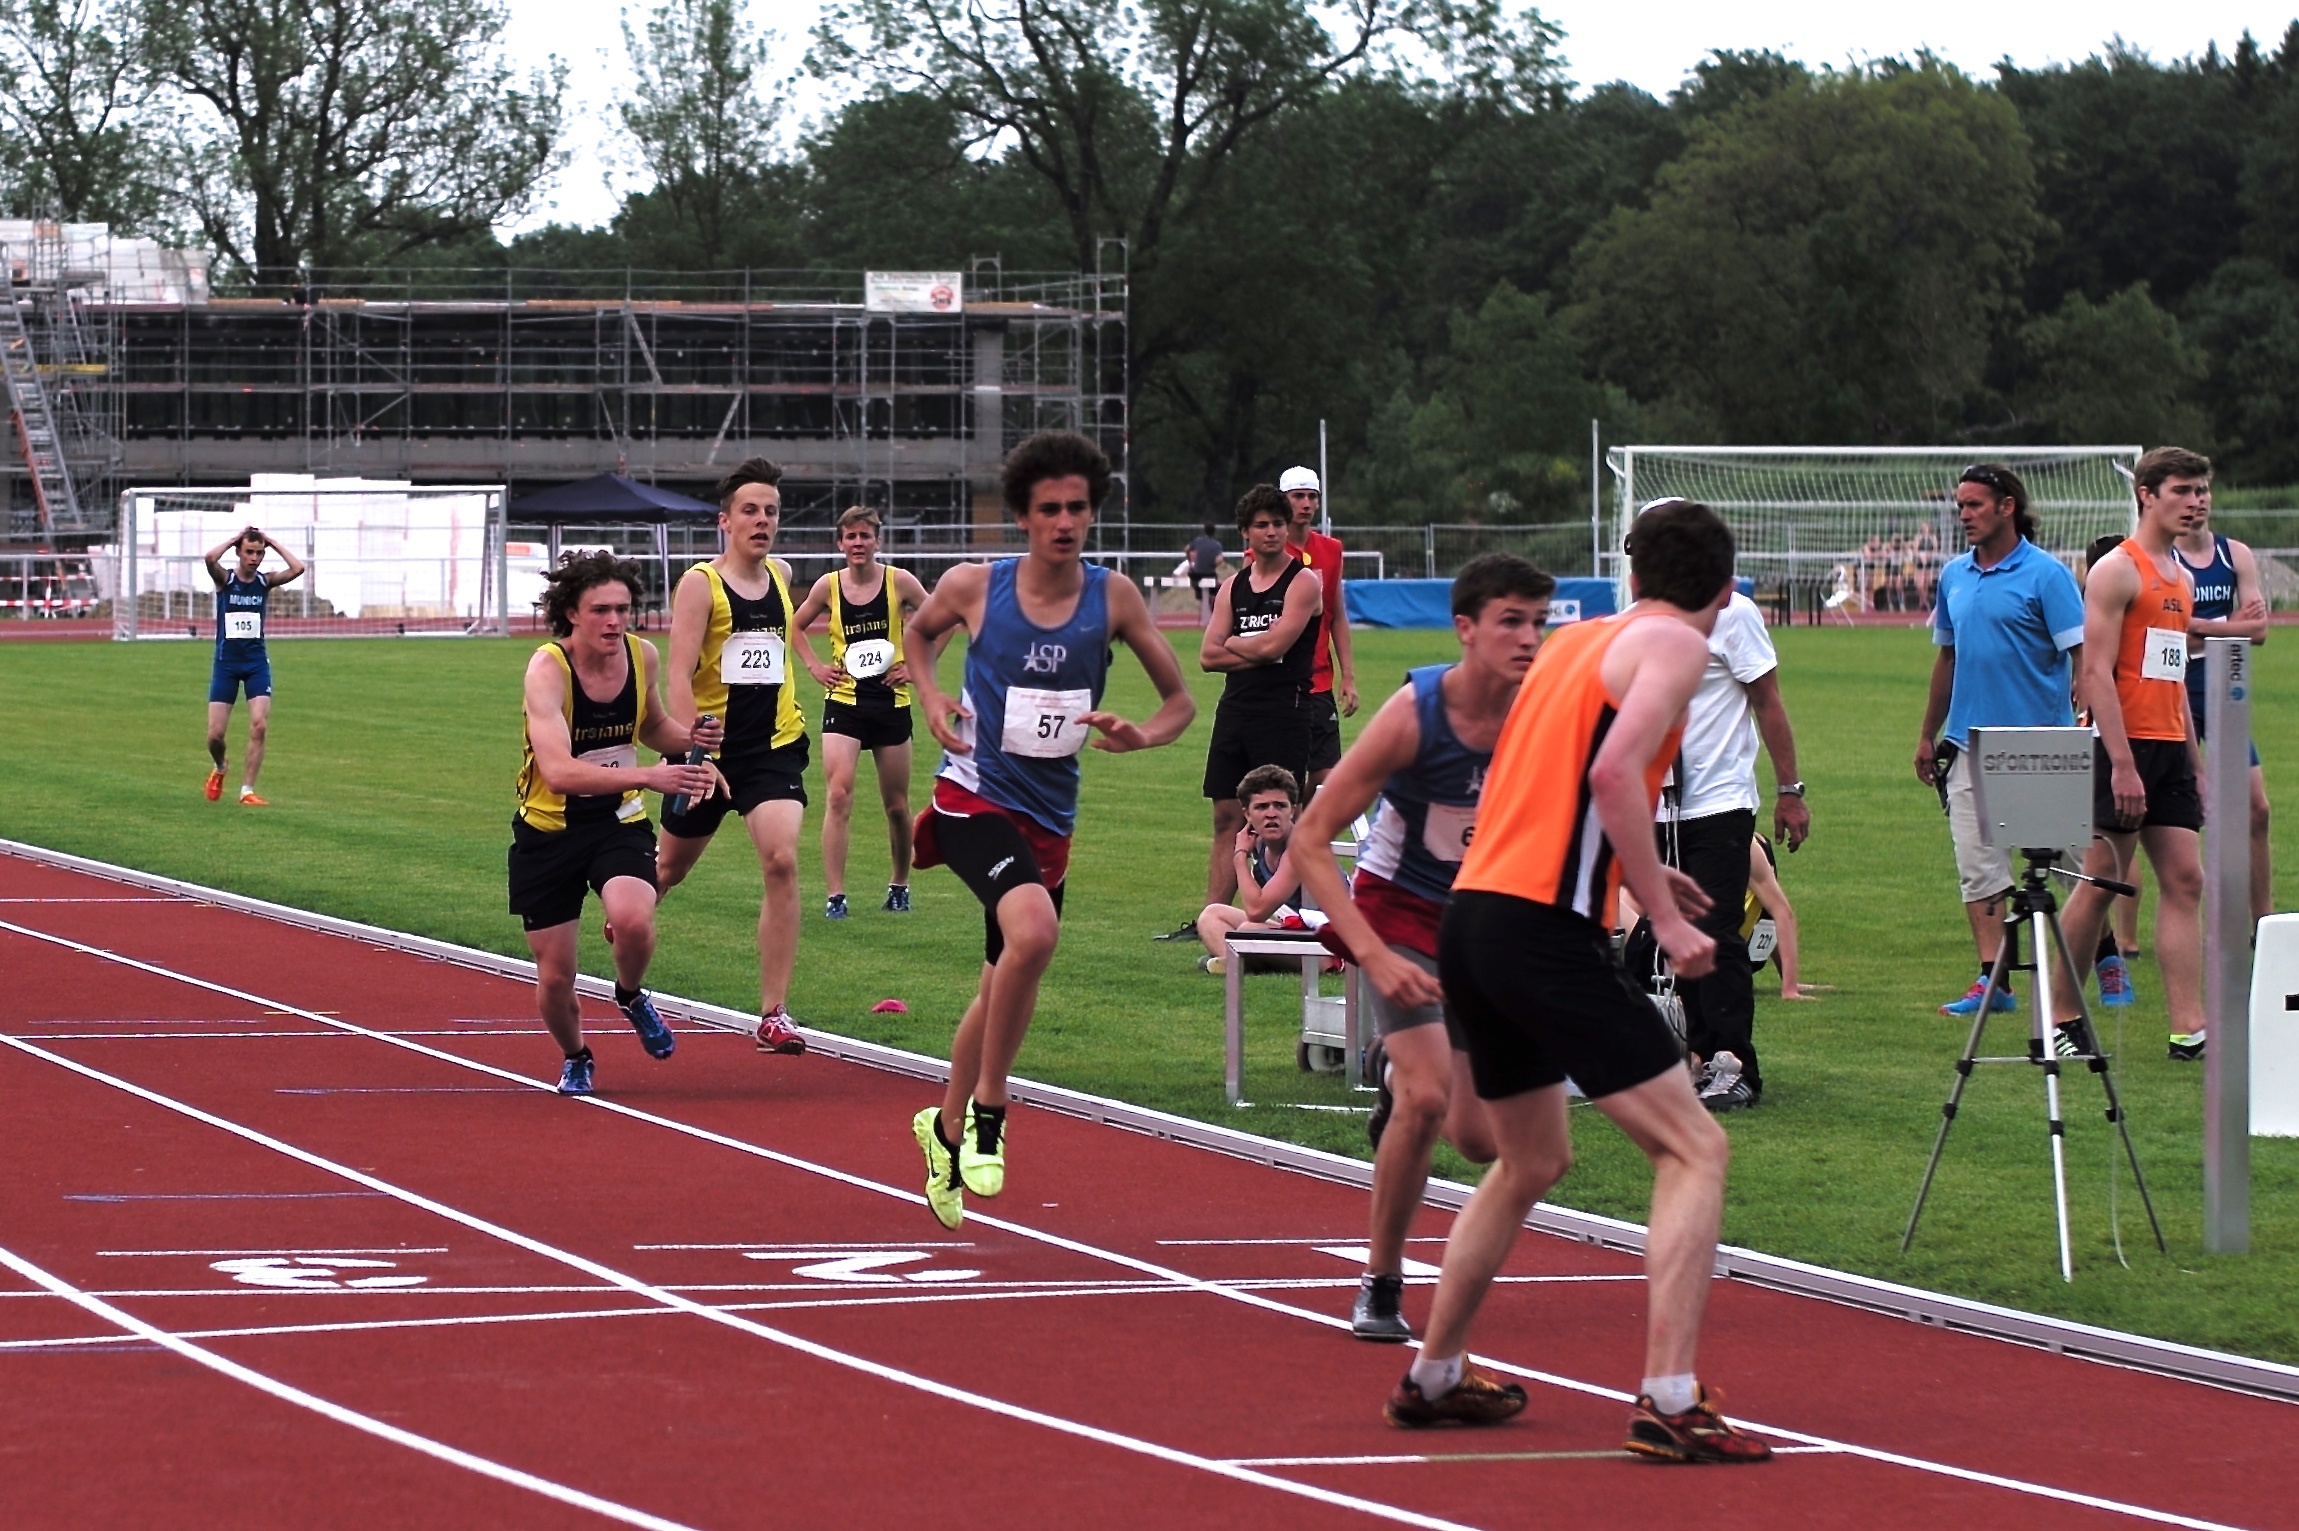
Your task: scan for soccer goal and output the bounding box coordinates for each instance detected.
[104,477,510,640]
[1603,447,2142,615]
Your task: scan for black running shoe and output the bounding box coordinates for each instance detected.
[884,883,911,913]
[1153,917,1202,941]
[1351,1273,1411,1342]
[2168,1032,2206,1062]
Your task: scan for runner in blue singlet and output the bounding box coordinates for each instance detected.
[202,526,305,805]
[900,430,1197,1229]
[2176,504,2272,924]
[1289,554,1555,1342]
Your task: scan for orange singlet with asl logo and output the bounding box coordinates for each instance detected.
[1454,613,1683,928]
[2113,537,2193,742]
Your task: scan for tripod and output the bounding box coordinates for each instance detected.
[1904,848,2166,1280]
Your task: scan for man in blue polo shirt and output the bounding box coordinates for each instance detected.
[1913,465,2089,1015]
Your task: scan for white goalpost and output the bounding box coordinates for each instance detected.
[104,477,511,640]
[1603,447,2142,614]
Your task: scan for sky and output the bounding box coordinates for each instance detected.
[496,0,2299,233]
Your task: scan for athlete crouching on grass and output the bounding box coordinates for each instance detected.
[1288,553,1553,1344]
[1390,500,1772,1464]
[509,553,718,1096]
[904,430,1196,1229]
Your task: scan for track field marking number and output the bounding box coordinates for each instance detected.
[211,1256,428,1289]
[746,1250,984,1284]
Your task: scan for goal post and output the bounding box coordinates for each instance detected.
[1602,447,2142,613]
[106,478,510,640]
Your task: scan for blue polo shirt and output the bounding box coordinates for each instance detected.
[1933,538,2086,748]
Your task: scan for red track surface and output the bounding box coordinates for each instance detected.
[3,848,2291,1529]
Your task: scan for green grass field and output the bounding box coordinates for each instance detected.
[7,624,2298,1362]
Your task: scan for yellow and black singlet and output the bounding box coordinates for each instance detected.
[688,561,807,761]
[826,564,910,709]
[515,635,650,832]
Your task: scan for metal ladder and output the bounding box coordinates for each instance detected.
[0,274,84,535]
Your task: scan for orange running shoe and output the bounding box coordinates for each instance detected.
[238,791,270,807]
[204,768,225,801]
[1624,1386,1774,1464]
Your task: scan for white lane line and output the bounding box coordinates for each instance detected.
[101,1248,452,1257]
[0,896,185,903]
[4,917,2265,1531]
[635,1241,977,1251]
[1157,1237,1450,1246]
[0,1034,1484,1531]
[10,1032,551,1040]
[0,1240,704,1531]
[1226,1446,1847,1467]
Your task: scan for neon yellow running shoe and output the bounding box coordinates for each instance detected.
[960,1101,1006,1198]
[912,1107,964,1229]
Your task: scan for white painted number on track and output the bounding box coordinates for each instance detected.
[746,1250,983,1284]
[211,1256,428,1289]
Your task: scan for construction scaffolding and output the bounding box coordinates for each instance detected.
[1,258,1127,551]
[0,223,132,539]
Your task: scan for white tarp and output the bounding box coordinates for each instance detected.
[864,271,963,314]
[0,221,211,304]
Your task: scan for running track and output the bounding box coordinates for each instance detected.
[2,848,2292,1530]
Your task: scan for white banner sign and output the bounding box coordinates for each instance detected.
[864,271,964,314]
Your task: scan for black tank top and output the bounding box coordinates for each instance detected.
[1222,560,1314,711]
[724,576,788,766]
[558,641,640,826]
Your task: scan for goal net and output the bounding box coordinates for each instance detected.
[104,477,509,640]
[1603,447,2141,613]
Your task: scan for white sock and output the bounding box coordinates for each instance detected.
[1642,1372,1698,1414]
[1408,1352,1464,1398]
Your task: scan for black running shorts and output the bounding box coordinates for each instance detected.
[660,740,810,839]
[1307,690,1343,774]
[1201,700,1313,802]
[1439,890,1685,1101]
[930,806,1068,965]
[2091,736,2203,832]
[823,699,913,751]
[507,816,657,932]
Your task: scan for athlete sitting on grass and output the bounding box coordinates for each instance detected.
[509,553,718,1096]
[202,526,305,806]
[1288,553,1551,1344]
[1193,764,1322,976]
[904,430,1196,1230]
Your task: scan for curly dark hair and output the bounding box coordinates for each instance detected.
[1234,482,1290,533]
[540,549,646,637]
[716,456,784,509]
[1001,430,1111,517]
[1625,499,1736,612]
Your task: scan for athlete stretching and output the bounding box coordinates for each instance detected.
[657,458,813,1055]
[1289,553,1553,1343]
[202,526,305,805]
[905,430,1196,1229]
[1390,499,1771,1465]
[792,505,932,919]
[510,553,717,1095]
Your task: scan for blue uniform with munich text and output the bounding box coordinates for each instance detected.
[210,573,274,703]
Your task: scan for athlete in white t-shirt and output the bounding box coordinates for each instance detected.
[1647,591,1810,1110]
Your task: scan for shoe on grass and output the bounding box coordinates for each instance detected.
[1197,952,1226,976]
[2168,1031,2206,1062]
[2096,953,2134,1007]
[237,790,269,806]
[1940,974,2014,1016]
[824,893,849,920]
[204,767,224,802]
[883,884,911,913]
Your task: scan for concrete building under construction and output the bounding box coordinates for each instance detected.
[0,234,1129,548]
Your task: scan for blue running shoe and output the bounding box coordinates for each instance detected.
[825,893,849,920]
[2096,953,2134,1007]
[619,990,676,1058]
[557,1050,595,1095]
[1940,974,2016,1017]
[883,883,910,913]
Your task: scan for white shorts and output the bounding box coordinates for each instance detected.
[1944,749,2091,904]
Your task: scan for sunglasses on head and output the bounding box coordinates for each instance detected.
[1959,465,2011,494]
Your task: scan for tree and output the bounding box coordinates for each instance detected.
[2186,259,2299,483]
[2013,284,2209,447]
[617,0,785,268]
[143,0,565,282]
[0,0,164,226]
[1570,59,2042,443]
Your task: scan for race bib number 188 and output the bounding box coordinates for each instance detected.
[1001,687,1094,759]
[2140,627,2187,683]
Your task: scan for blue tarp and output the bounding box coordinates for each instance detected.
[1344,576,1754,628]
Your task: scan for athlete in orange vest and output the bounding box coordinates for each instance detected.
[2054,447,2211,1059]
[1380,499,1771,1465]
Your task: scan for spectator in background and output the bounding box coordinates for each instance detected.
[1279,465,1359,789]
[1186,522,1225,624]
[1915,464,2089,1019]
[1193,765,1321,975]
[1651,575,1810,1111]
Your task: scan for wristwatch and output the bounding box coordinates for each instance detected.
[1776,781,1806,798]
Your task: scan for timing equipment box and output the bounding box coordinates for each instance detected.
[1969,727,2095,854]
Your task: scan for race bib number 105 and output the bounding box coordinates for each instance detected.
[224,611,262,640]
[1001,686,1094,759]
[720,632,785,685]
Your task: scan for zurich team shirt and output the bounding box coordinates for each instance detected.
[1932,537,2087,749]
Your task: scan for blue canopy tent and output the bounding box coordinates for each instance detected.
[506,474,719,613]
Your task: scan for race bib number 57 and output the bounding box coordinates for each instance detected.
[1001,687,1094,759]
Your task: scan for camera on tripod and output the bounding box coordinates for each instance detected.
[1967,726,2095,858]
